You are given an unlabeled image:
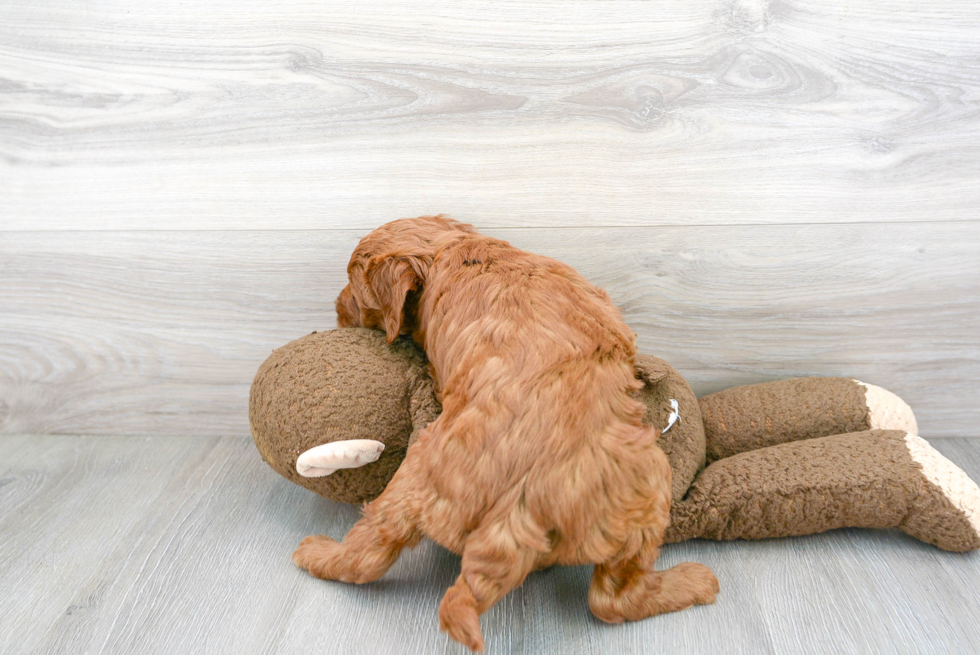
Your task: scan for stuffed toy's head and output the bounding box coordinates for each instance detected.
[249,328,439,503]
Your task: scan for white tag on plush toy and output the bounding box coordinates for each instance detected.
[662,399,681,434]
[296,440,386,477]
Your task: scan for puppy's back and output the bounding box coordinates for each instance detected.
[416,234,666,563]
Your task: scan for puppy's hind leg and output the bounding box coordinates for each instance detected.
[439,516,542,652]
[292,450,425,584]
[588,424,719,622]
[588,541,719,623]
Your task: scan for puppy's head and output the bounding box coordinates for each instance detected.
[337,215,477,342]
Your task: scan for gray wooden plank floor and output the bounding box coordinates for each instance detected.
[2,435,979,654]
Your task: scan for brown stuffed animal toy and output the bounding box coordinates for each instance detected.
[251,328,980,553]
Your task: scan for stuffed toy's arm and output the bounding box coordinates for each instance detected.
[407,368,440,446]
[664,429,980,552]
[698,377,917,463]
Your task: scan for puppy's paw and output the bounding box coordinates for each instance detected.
[292,535,346,580]
[672,561,720,605]
[439,584,485,652]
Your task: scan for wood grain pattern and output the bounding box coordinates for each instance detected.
[2,0,980,230]
[1,435,978,654]
[2,224,977,438]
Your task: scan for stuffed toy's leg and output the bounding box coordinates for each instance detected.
[699,377,917,462]
[665,429,980,552]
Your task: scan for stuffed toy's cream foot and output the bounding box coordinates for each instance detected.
[250,328,980,552]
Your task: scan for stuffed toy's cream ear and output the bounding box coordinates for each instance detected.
[296,440,386,477]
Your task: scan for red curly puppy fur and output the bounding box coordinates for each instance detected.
[294,216,718,651]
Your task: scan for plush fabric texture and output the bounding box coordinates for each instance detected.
[633,355,705,505]
[699,377,871,463]
[665,429,980,552]
[249,328,438,504]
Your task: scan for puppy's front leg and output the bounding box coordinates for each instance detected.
[293,450,424,584]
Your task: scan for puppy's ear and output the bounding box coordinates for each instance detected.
[365,255,426,343]
[335,284,359,328]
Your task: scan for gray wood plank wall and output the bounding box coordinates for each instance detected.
[2,0,979,438]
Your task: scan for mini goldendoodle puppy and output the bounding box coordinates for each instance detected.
[293,215,718,651]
